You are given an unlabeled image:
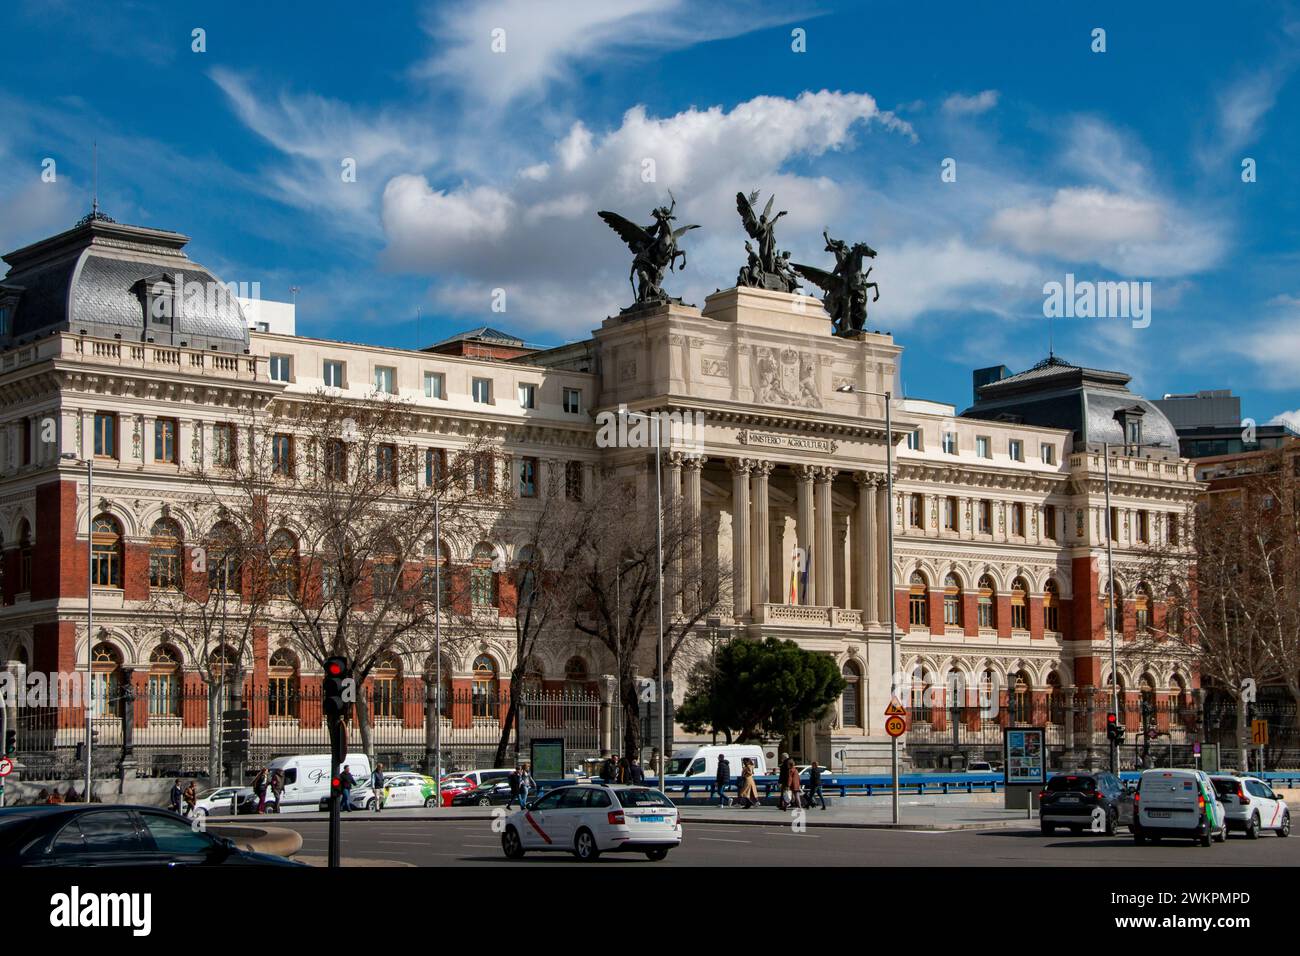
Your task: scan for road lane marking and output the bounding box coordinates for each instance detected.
[698,837,751,844]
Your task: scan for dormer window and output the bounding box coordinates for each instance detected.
[0,284,25,339]
[1114,405,1146,452]
[135,274,176,340]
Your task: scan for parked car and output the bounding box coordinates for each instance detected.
[450,779,523,807]
[1038,771,1132,835]
[439,769,514,806]
[0,805,305,867]
[966,760,995,773]
[1210,774,1291,838]
[500,784,681,861]
[1133,769,1227,846]
[191,786,250,817]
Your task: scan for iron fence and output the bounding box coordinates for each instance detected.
[12,685,602,781]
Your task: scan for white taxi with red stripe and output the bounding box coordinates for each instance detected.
[500,784,681,861]
[1210,774,1291,838]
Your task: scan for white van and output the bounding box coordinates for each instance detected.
[1133,768,1226,846]
[665,744,767,778]
[268,753,373,811]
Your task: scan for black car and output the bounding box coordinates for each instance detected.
[450,779,530,807]
[0,805,305,867]
[1038,771,1133,835]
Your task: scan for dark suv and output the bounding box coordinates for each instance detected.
[1039,771,1132,835]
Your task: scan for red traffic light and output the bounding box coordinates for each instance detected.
[326,660,345,677]
[331,777,340,788]
[1107,713,1117,725]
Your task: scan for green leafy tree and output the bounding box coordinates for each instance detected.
[677,637,845,744]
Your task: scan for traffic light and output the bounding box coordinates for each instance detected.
[322,656,351,767]
[1106,712,1126,744]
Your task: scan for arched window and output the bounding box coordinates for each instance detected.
[1046,671,1064,725]
[269,530,299,598]
[90,642,122,717]
[1011,670,1032,723]
[471,544,498,607]
[148,518,183,590]
[943,573,962,627]
[516,546,540,610]
[908,571,928,627]
[91,515,123,588]
[17,519,32,592]
[979,667,998,710]
[371,538,400,602]
[207,522,241,593]
[1010,577,1029,630]
[422,540,451,610]
[268,648,299,718]
[841,660,862,727]
[910,665,931,723]
[372,654,402,719]
[147,644,182,717]
[1043,579,1060,632]
[472,654,498,718]
[1134,582,1152,634]
[1102,580,1123,633]
[563,655,588,695]
[977,575,996,629]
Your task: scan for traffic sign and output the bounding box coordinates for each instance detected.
[1251,719,1269,746]
[885,714,906,738]
[884,698,907,717]
[0,757,13,777]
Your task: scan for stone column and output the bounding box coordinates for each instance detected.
[794,464,816,605]
[683,456,705,614]
[751,461,773,615]
[665,453,684,615]
[853,472,877,623]
[815,468,836,606]
[876,477,892,624]
[729,459,752,618]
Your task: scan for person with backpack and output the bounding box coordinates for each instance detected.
[371,763,386,812]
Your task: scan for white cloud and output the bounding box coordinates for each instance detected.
[418,0,810,107]
[1268,409,1300,432]
[1197,61,1295,172]
[942,90,999,116]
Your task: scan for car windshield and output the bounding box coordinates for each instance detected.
[614,789,673,808]
[1046,776,1096,793]
[665,758,692,775]
[1211,778,1239,798]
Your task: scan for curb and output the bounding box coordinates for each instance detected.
[208,824,304,857]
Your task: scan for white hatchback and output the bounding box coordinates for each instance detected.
[500,784,682,862]
[1210,775,1291,838]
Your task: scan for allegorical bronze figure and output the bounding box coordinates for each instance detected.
[794,229,880,335]
[597,192,700,309]
[735,190,799,293]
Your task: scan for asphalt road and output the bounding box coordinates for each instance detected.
[269,815,1300,867]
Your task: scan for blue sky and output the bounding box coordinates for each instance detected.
[2,0,1299,425]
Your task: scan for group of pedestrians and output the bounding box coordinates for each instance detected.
[506,763,536,809]
[335,763,387,812]
[251,767,286,813]
[168,779,199,816]
[600,751,646,785]
[712,753,827,810]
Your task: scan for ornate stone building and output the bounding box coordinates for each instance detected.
[0,215,1202,770]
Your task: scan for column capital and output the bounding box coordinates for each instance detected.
[682,455,707,471]
[729,457,754,476]
[752,460,775,478]
[793,463,817,481]
[666,451,687,469]
[814,466,839,483]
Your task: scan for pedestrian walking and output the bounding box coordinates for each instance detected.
[807,760,827,810]
[371,763,386,812]
[618,755,630,783]
[737,758,759,809]
[519,763,535,807]
[629,757,645,785]
[254,767,268,814]
[339,764,355,811]
[270,770,284,812]
[507,766,522,809]
[715,753,731,807]
[601,751,618,783]
[784,756,802,811]
[169,778,183,814]
[182,781,197,817]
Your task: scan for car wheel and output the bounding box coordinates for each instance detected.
[1215,821,1227,843]
[266,803,279,815]
[425,797,438,808]
[645,848,669,861]
[366,798,377,811]
[478,796,493,806]
[573,827,601,861]
[1105,811,1117,837]
[1246,812,1260,840]
[1040,821,1054,835]
[1199,827,1212,847]
[502,825,526,859]
[1278,812,1290,838]
[194,807,208,818]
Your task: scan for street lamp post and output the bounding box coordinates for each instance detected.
[1103,442,1118,774]
[836,384,899,824]
[433,495,443,804]
[61,453,93,801]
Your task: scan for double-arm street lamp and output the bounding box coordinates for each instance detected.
[834,384,900,824]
